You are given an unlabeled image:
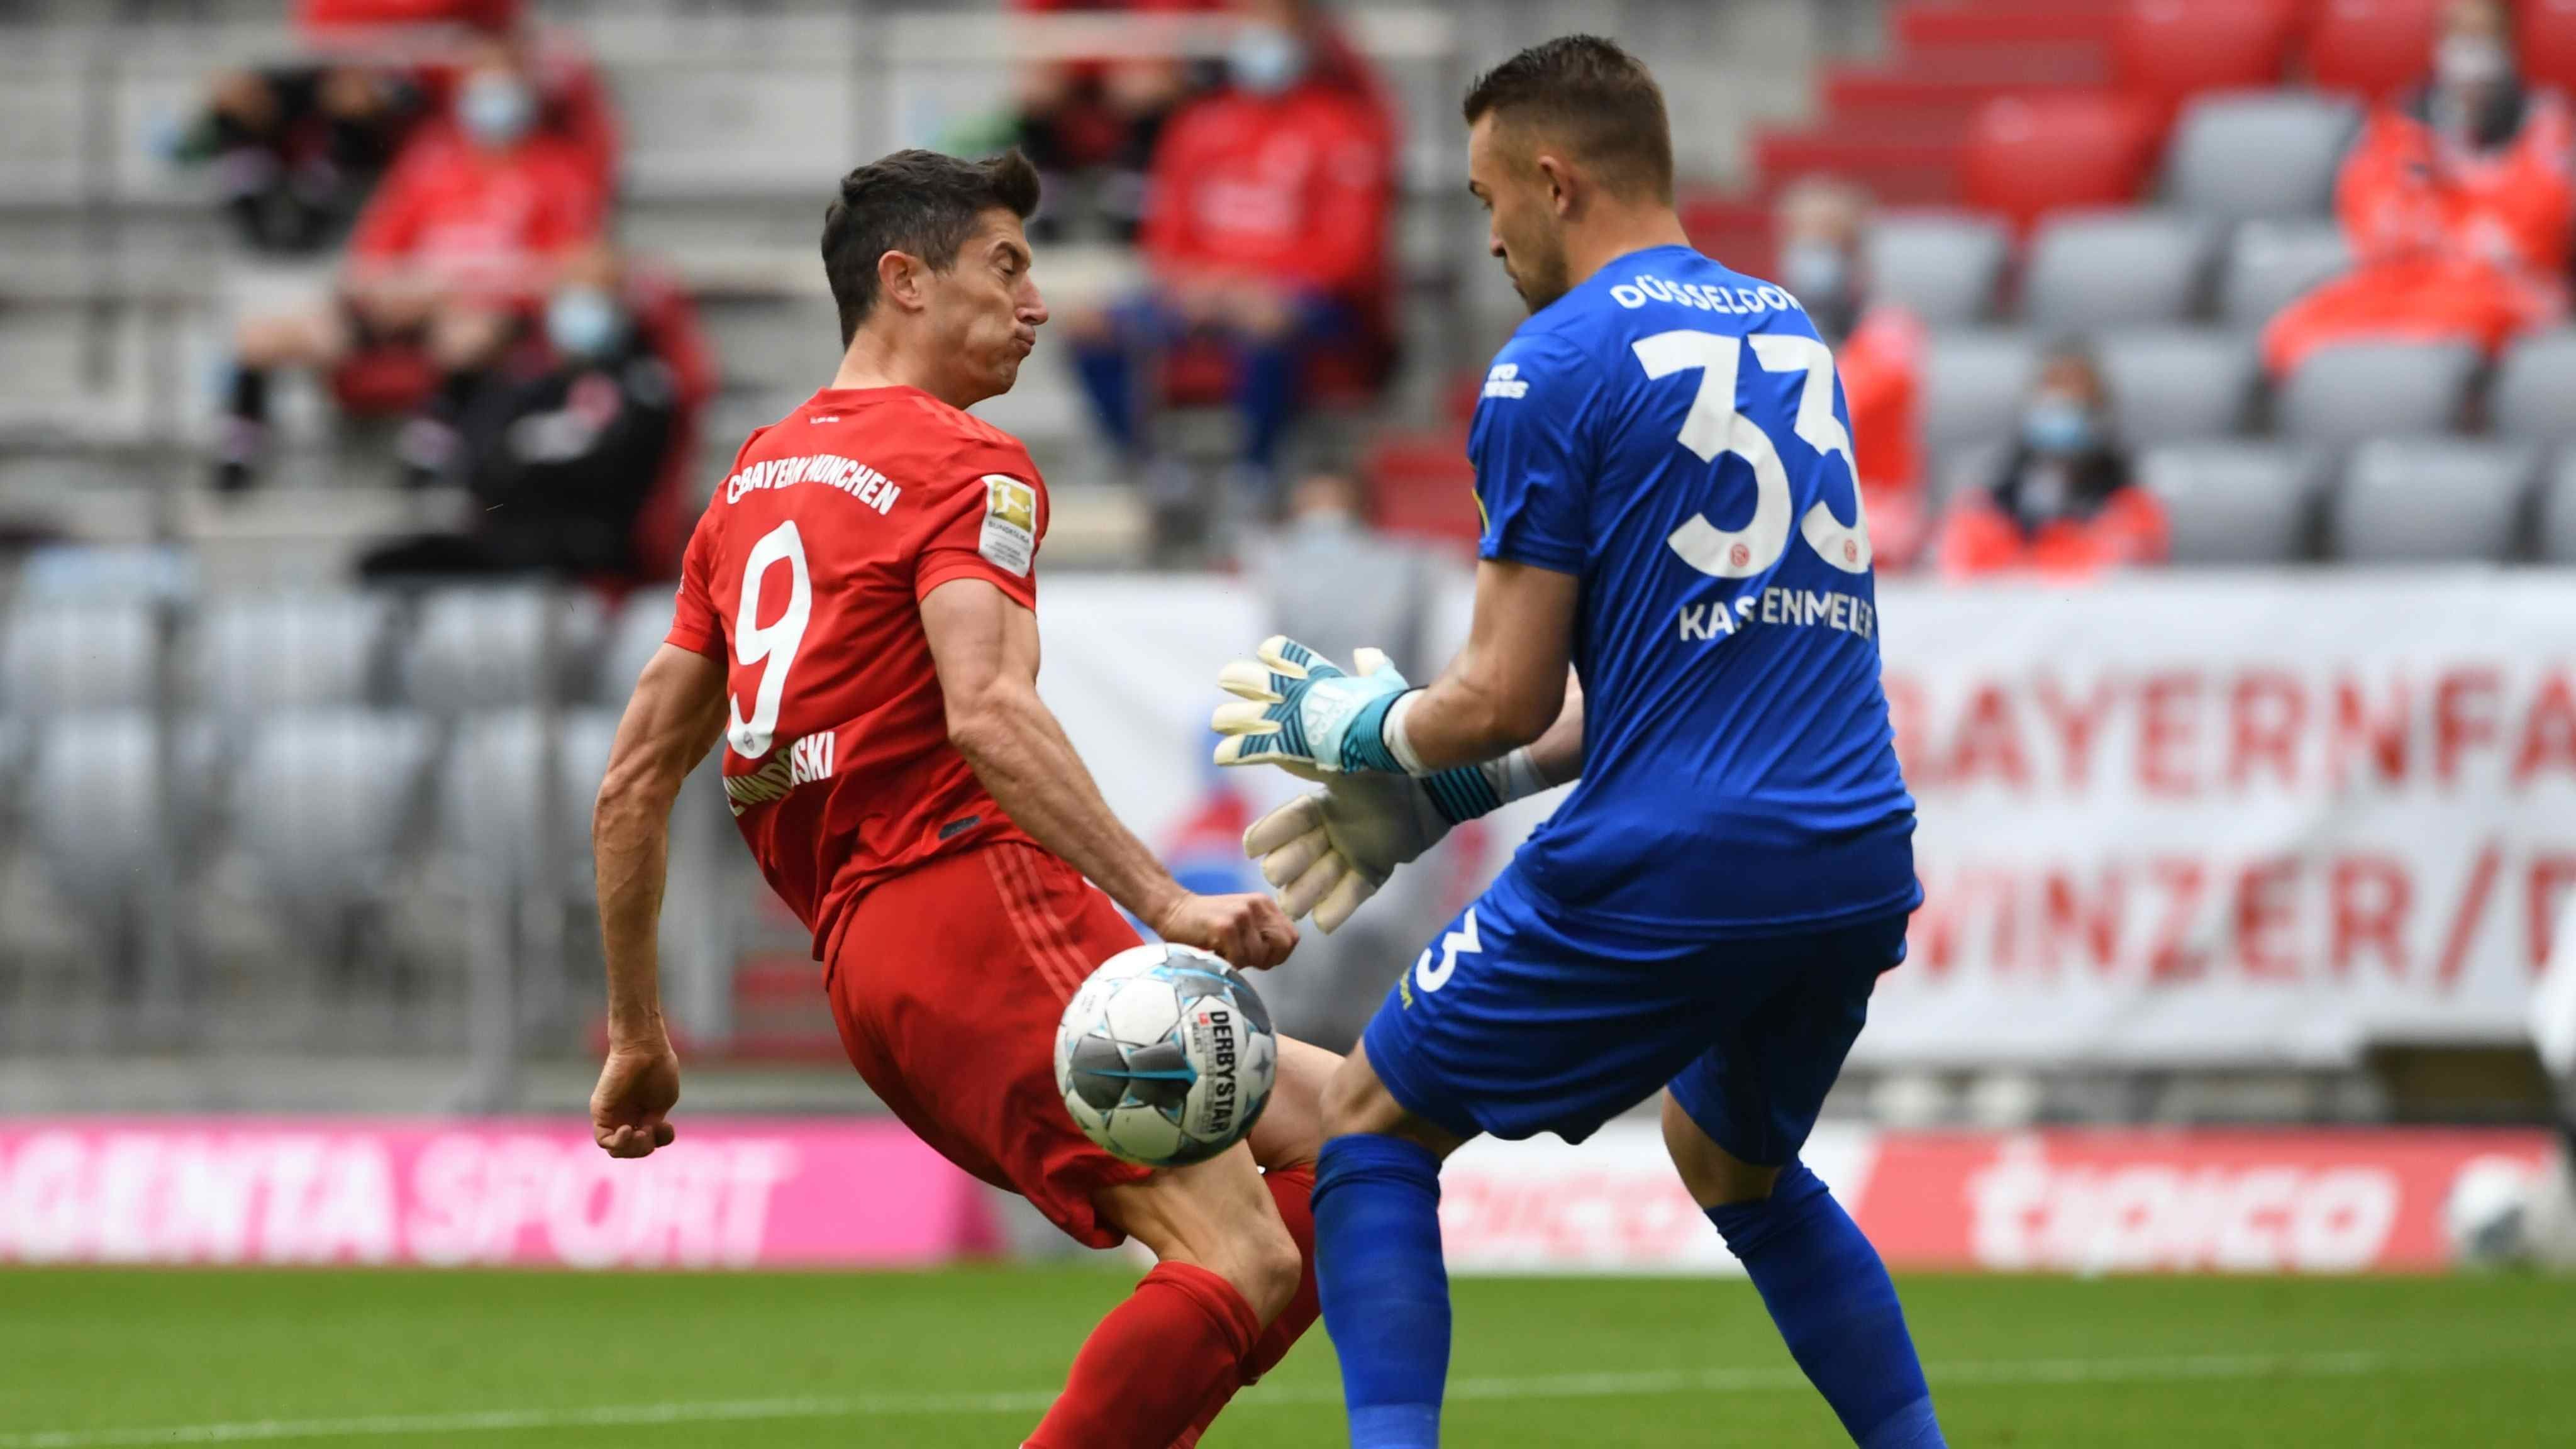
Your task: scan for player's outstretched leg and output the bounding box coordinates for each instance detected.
[1309,1041,1472,1449]
[1663,1094,1946,1448]
[1025,1143,1304,1449]
[1166,1036,1338,1448]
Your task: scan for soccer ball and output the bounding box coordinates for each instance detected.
[1055,943,1278,1167]
[2444,1155,2540,1269]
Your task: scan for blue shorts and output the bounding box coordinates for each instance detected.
[1360,864,1909,1163]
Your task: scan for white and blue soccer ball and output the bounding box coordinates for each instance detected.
[1055,943,1277,1167]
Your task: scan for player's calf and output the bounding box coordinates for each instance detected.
[1662,1094,1947,1449]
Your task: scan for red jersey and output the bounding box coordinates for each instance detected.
[665,387,1050,953]
[1141,81,1392,303]
[348,125,604,301]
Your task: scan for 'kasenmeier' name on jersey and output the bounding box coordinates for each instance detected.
[724,453,902,513]
[1606,272,1807,318]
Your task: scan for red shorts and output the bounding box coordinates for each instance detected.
[823,839,1152,1248]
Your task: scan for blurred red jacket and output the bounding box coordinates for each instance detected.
[348,123,605,303]
[1838,304,1927,568]
[1142,79,1393,311]
[2263,89,2573,374]
[1936,484,2168,580]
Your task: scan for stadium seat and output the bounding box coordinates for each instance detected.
[2113,0,2300,119]
[596,587,681,706]
[2217,219,2353,329]
[29,713,217,938]
[2276,339,2480,447]
[441,709,619,893]
[2538,451,2576,564]
[0,602,153,716]
[401,586,609,711]
[1960,92,2160,233]
[2328,438,2541,562]
[2097,328,2260,440]
[2490,330,2576,447]
[2307,0,2446,101]
[197,594,391,720]
[2163,91,2362,223]
[1921,330,2041,468]
[2136,442,2323,562]
[1867,211,2010,328]
[2022,209,2218,333]
[231,710,436,912]
[1933,440,2012,513]
[2523,0,2576,97]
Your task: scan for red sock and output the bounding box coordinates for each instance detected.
[1165,1166,1322,1448]
[1025,1261,1260,1449]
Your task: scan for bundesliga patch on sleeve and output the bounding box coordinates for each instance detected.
[978,474,1040,576]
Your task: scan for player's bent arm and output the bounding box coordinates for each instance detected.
[1389,559,1582,773]
[923,578,1296,969]
[593,644,728,1048]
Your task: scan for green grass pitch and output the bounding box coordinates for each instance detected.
[3,1267,2570,1446]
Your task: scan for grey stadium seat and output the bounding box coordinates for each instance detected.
[1867,212,2009,328]
[2137,443,2324,564]
[29,713,219,930]
[2165,91,2362,223]
[441,708,619,892]
[2540,452,2576,564]
[231,711,436,910]
[1921,330,2039,467]
[2023,210,2217,333]
[2492,330,2576,446]
[596,586,683,706]
[401,586,608,711]
[2218,219,2353,330]
[2328,438,2541,563]
[198,594,391,719]
[2277,340,2481,448]
[2097,329,2258,441]
[0,602,153,715]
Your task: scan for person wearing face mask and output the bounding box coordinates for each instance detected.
[363,242,698,583]
[216,28,607,492]
[1935,344,2168,579]
[1774,177,1928,569]
[2262,0,2572,376]
[1066,0,1396,530]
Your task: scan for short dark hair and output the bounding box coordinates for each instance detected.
[1462,36,1674,204]
[820,148,1042,344]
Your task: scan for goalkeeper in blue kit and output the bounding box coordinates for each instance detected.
[1209,36,1946,1449]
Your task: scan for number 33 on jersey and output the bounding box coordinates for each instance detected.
[662,385,1053,955]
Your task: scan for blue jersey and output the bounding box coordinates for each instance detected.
[1469,243,1918,939]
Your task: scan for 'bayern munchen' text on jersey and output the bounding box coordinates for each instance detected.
[1471,243,1919,938]
[667,386,1048,955]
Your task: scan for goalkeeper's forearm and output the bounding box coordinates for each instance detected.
[1401,674,1584,821]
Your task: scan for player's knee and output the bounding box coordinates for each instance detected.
[1213,1214,1304,1324]
[1662,1092,1779,1208]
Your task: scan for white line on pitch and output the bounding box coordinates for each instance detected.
[0,1349,2418,1446]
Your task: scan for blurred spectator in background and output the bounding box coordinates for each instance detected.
[1774,177,1928,569]
[216,26,608,492]
[362,241,706,584]
[171,64,421,255]
[1936,341,2166,579]
[2263,0,2572,375]
[1010,0,1222,242]
[1253,469,1438,672]
[1068,0,1394,516]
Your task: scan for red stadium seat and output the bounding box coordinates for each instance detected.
[1362,429,1480,547]
[2306,0,2446,100]
[2523,0,2576,97]
[2116,0,2301,119]
[1961,92,2160,232]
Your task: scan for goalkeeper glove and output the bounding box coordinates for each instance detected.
[1210,636,1411,776]
[1243,752,1541,933]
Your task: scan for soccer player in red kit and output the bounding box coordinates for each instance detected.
[585,149,1331,1448]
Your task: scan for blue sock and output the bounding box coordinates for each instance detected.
[1706,1161,1944,1448]
[1313,1133,1448,1448]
